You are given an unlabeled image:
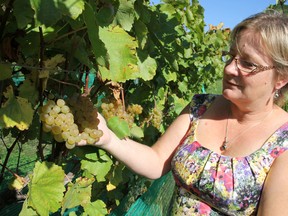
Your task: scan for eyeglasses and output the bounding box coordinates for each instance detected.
[223,54,275,74]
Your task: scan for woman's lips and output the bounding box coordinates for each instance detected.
[224,79,241,87]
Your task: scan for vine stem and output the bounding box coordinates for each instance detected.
[49,77,81,90]
[37,26,45,161]
[51,26,87,43]
[0,132,22,184]
[0,162,22,179]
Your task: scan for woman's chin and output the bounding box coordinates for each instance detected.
[222,89,239,100]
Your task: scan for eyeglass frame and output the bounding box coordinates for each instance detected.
[223,54,275,74]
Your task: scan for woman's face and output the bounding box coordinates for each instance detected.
[222,30,279,107]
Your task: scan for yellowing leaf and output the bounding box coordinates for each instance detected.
[0,85,34,130]
[38,54,66,80]
[9,176,26,190]
[27,161,65,216]
[43,54,65,69]
[106,181,116,191]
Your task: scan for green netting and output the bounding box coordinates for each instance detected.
[110,171,175,216]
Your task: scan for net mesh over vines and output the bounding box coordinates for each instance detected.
[110,172,175,216]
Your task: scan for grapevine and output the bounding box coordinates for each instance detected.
[39,96,103,149]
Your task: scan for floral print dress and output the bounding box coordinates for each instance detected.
[171,94,288,215]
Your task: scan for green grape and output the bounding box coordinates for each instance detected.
[87,137,96,145]
[61,105,70,114]
[65,142,75,149]
[90,129,103,139]
[65,113,74,120]
[51,125,61,135]
[67,136,76,145]
[84,127,92,134]
[46,100,55,106]
[58,113,66,120]
[52,105,61,114]
[56,99,65,107]
[41,105,51,114]
[45,115,55,125]
[65,117,74,125]
[42,123,52,132]
[61,124,70,132]
[70,123,78,130]
[40,113,49,121]
[54,117,64,126]
[70,128,79,137]
[61,131,70,140]
[49,110,58,117]
[81,132,89,140]
[75,135,81,143]
[54,134,64,142]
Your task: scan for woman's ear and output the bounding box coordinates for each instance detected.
[275,77,288,91]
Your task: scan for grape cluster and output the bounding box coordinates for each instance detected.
[39,97,103,149]
[68,95,103,144]
[101,100,143,127]
[150,107,162,129]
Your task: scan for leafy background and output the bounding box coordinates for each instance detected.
[0,0,286,215]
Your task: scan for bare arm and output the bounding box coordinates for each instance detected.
[257,151,288,215]
[79,105,191,179]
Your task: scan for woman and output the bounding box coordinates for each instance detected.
[79,11,288,215]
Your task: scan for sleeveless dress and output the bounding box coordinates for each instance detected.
[171,94,288,215]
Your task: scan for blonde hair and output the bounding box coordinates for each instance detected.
[231,11,288,106]
[231,11,288,78]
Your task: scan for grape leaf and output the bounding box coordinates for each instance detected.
[134,19,148,49]
[98,25,139,82]
[83,2,109,68]
[81,150,113,182]
[61,35,93,68]
[13,0,34,29]
[30,0,61,27]
[137,50,157,81]
[61,177,94,214]
[58,0,85,20]
[83,200,107,216]
[0,85,34,130]
[107,116,130,139]
[108,163,126,187]
[19,79,39,106]
[0,63,12,81]
[114,0,136,31]
[130,125,144,139]
[27,161,65,216]
[19,200,38,216]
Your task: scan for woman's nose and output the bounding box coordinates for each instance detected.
[224,59,238,75]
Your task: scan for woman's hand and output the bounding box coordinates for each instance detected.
[76,113,112,148]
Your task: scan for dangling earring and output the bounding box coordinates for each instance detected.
[274,89,280,99]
